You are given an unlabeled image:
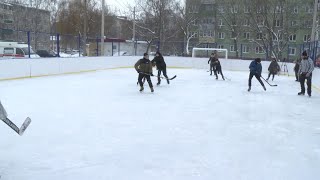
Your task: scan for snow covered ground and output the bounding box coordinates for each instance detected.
[1,68,320,180]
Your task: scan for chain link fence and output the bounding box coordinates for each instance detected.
[1,28,320,68]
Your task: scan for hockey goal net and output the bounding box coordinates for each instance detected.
[192,48,228,60]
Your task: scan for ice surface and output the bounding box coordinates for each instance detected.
[0,68,319,180]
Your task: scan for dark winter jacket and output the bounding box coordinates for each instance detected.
[213,59,222,71]
[151,53,166,70]
[249,60,262,75]
[268,61,280,74]
[294,61,300,72]
[135,58,153,74]
[208,54,218,64]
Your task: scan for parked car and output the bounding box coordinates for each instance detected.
[0,42,40,58]
[36,50,59,57]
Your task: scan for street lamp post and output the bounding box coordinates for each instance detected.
[311,0,318,42]
[101,0,105,56]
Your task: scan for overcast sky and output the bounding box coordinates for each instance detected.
[106,0,184,15]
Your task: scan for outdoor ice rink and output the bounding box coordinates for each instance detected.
[1,67,320,180]
[0,68,320,180]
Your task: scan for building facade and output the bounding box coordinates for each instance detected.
[0,2,50,50]
[186,0,319,61]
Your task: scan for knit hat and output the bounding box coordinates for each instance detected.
[143,53,148,56]
[302,51,307,56]
[255,58,261,62]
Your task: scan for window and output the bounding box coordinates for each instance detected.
[16,48,24,56]
[255,46,264,54]
[218,45,224,49]
[230,45,235,52]
[230,6,238,13]
[192,19,198,26]
[274,19,281,27]
[257,6,264,13]
[257,33,263,40]
[304,20,312,28]
[243,19,250,26]
[203,18,214,24]
[244,6,250,13]
[219,19,224,26]
[231,20,237,26]
[289,48,296,55]
[201,31,213,37]
[304,34,310,42]
[291,20,297,26]
[3,48,14,55]
[257,16,264,26]
[231,31,237,39]
[189,31,198,38]
[273,33,282,41]
[243,32,250,39]
[189,5,199,13]
[205,5,213,11]
[275,5,283,13]
[218,6,225,13]
[306,6,313,13]
[218,32,225,39]
[293,6,298,13]
[289,34,296,42]
[243,46,249,53]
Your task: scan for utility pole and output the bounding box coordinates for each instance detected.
[101,0,105,56]
[311,0,318,41]
[133,6,136,55]
[83,0,88,56]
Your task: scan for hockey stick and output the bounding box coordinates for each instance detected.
[224,76,231,81]
[1,117,31,136]
[0,101,32,136]
[261,76,278,86]
[139,72,176,80]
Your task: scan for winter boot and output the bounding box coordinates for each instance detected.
[139,86,144,92]
[248,86,251,92]
[150,87,154,93]
[298,92,305,96]
[157,82,161,86]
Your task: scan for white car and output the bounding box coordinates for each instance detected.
[0,42,40,59]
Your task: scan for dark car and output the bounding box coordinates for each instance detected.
[36,50,59,57]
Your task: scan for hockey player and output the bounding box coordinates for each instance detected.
[298,51,314,97]
[294,59,301,82]
[208,51,218,77]
[248,58,266,92]
[151,52,169,85]
[266,57,280,81]
[212,57,225,80]
[135,53,154,92]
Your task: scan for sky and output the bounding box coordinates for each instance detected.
[106,0,135,7]
[106,0,184,15]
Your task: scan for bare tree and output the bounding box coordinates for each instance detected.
[177,0,199,55]
[245,0,301,60]
[136,0,181,52]
[215,0,247,58]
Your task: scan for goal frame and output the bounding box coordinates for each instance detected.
[192,48,228,60]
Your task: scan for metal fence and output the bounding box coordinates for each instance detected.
[1,28,320,68]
